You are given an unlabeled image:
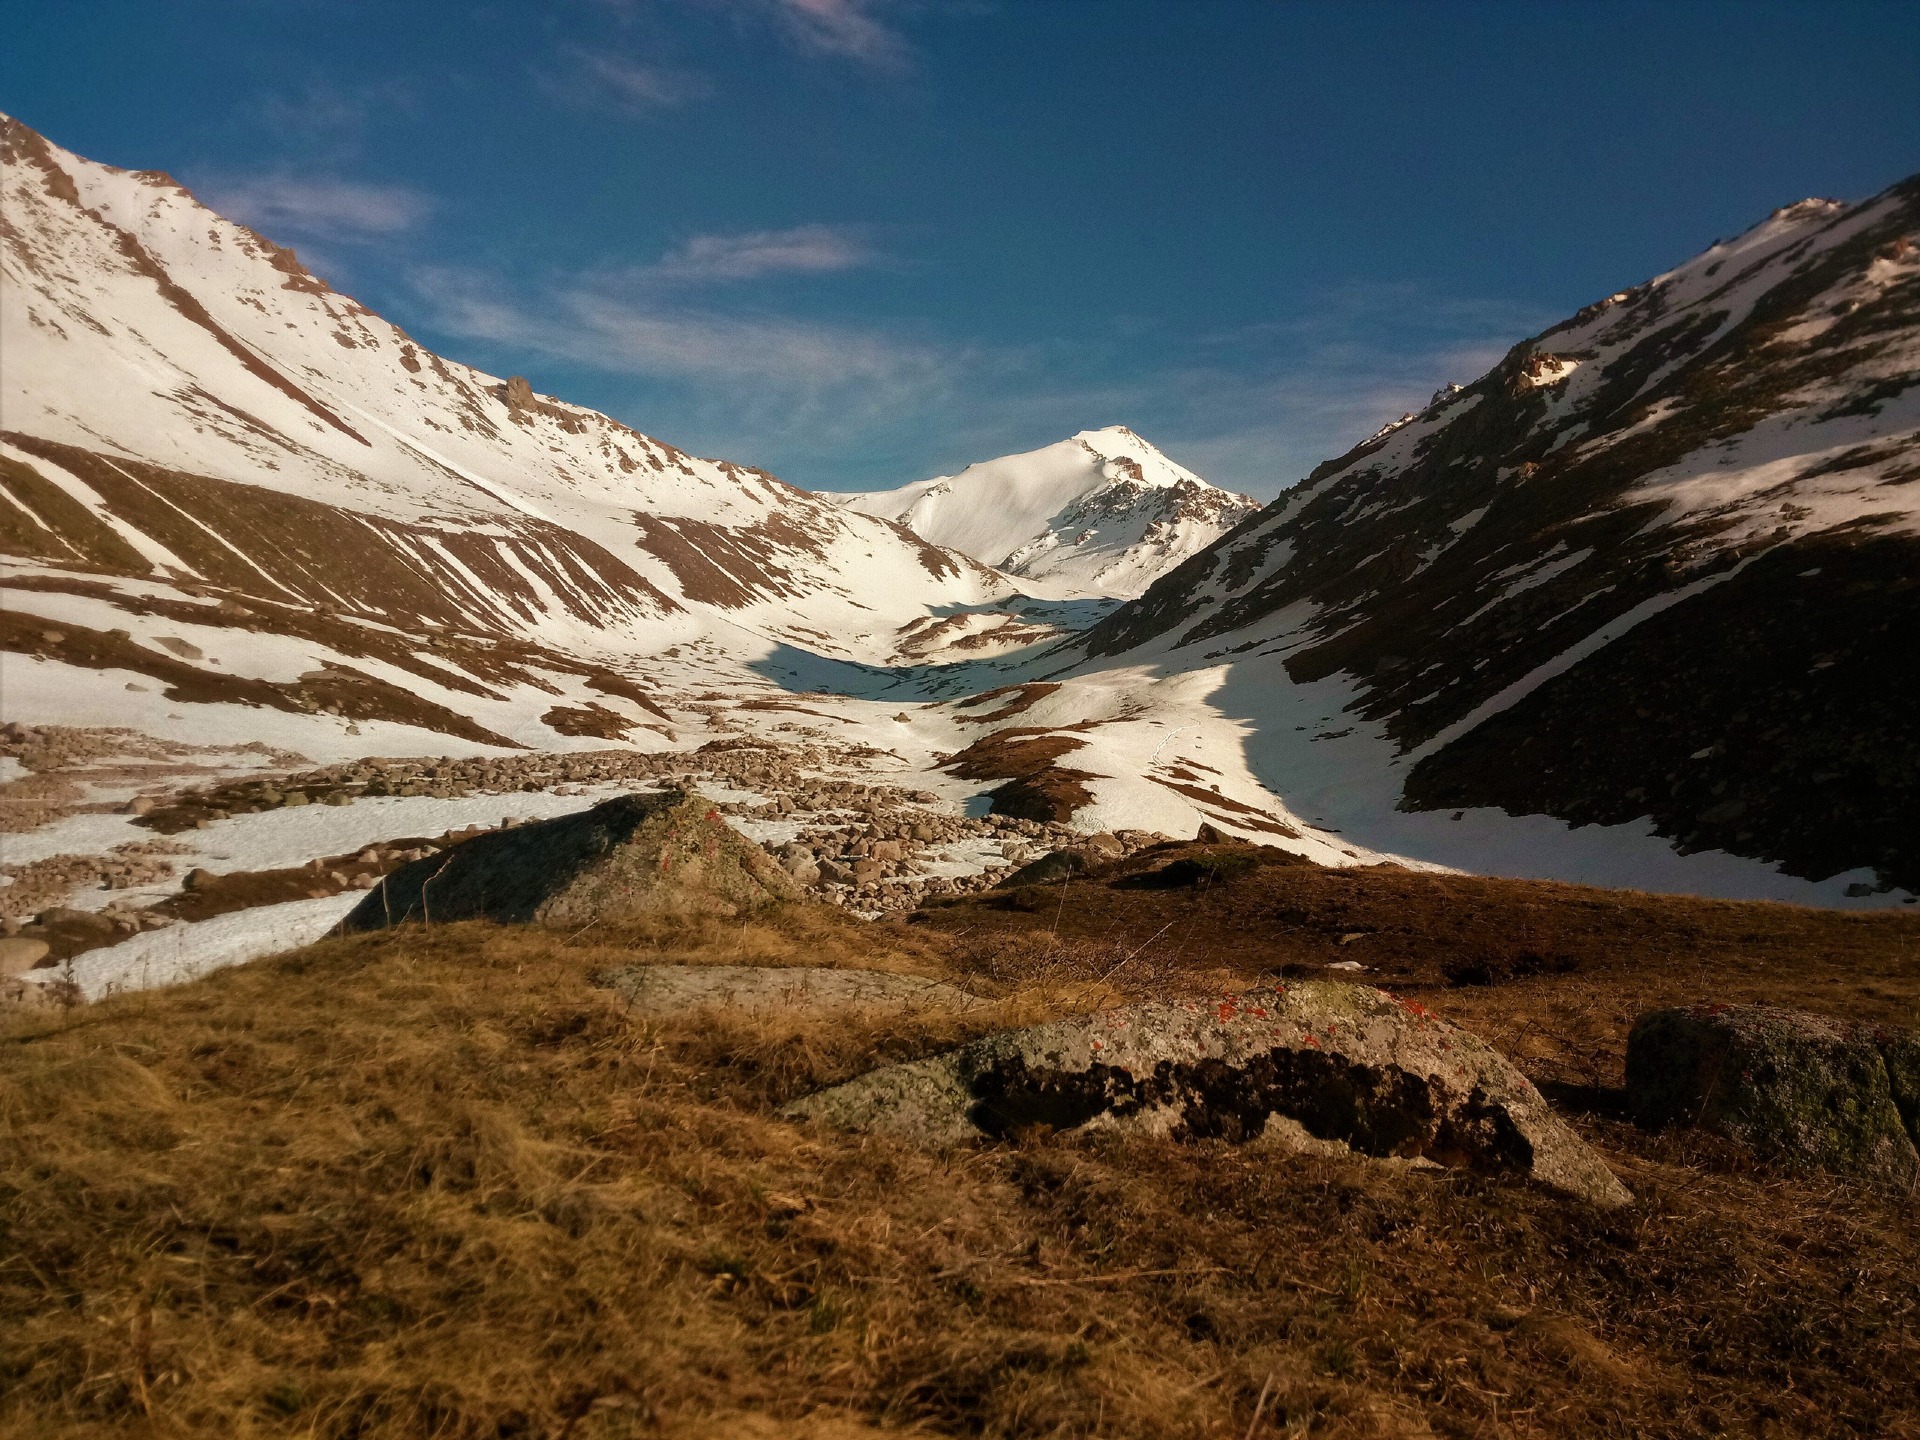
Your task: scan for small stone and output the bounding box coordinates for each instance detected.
[281,791,310,807]
[183,868,216,891]
[123,796,155,816]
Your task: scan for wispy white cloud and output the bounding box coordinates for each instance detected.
[197,174,435,242]
[543,46,712,114]
[765,0,912,70]
[411,262,965,460]
[646,225,877,282]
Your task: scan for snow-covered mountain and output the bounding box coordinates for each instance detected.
[0,112,1078,758]
[960,177,1918,900]
[827,427,1259,598]
[5,108,1915,912]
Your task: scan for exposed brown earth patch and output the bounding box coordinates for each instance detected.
[953,682,1062,724]
[1149,774,1301,837]
[880,517,964,579]
[631,512,827,608]
[738,699,846,722]
[1,434,678,633]
[582,668,671,720]
[541,703,634,741]
[0,609,522,749]
[943,728,1097,823]
[0,451,150,573]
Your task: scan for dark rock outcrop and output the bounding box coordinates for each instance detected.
[996,848,1098,888]
[785,981,1631,1207]
[1627,1004,1920,1189]
[342,790,797,931]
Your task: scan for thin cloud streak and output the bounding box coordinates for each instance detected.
[197,173,435,241]
[411,262,967,461]
[769,0,912,69]
[648,225,877,282]
[542,46,712,113]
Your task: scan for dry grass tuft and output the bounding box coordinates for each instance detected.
[3,893,1918,1437]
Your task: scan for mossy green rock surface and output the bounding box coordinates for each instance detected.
[343,790,797,931]
[1627,1004,1920,1190]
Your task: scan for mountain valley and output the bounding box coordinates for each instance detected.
[4,112,1920,1004]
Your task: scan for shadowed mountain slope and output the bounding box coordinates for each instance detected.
[1071,178,1920,892]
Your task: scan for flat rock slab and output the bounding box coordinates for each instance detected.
[784,981,1631,1207]
[1628,1004,1920,1189]
[343,790,797,931]
[598,964,982,1015]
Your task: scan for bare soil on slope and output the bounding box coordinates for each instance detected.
[3,861,1918,1439]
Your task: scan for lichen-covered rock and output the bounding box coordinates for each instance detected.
[1626,1004,1920,1190]
[598,964,979,1015]
[783,982,1631,1207]
[342,790,798,931]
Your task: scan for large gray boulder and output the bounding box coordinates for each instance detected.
[1627,1004,1920,1189]
[342,790,798,931]
[783,982,1631,1207]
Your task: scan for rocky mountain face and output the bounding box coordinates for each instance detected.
[0,111,1052,746]
[829,427,1260,598]
[1081,178,1920,894]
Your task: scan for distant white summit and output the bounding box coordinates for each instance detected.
[827,427,1260,598]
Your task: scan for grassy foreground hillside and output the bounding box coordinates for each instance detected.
[4,849,1919,1439]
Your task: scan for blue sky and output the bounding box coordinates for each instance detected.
[6,1,1918,498]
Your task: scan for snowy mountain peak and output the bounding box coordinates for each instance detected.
[828,429,1259,598]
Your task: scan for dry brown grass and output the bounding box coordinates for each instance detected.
[3,894,1919,1438]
